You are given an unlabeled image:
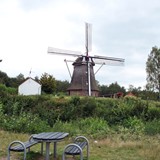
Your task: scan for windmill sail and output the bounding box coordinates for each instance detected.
[48,47,82,57]
[93,55,124,66]
[85,23,92,54]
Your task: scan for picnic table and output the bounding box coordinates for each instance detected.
[32,132,69,160]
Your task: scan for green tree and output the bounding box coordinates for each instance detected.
[128,85,142,96]
[146,46,160,98]
[99,82,126,97]
[15,73,25,86]
[55,80,70,93]
[108,82,126,94]
[40,73,56,94]
[0,71,25,88]
[0,70,9,85]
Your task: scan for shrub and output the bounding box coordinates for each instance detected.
[1,113,50,133]
[77,117,110,138]
[0,84,17,95]
[51,117,110,138]
[0,94,160,135]
[147,106,160,120]
[144,119,160,135]
[81,97,97,117]
[52,119,80,136]
[123,116,145,134]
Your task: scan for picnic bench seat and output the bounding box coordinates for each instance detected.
[7,135,43,160]
[62,136,89,160]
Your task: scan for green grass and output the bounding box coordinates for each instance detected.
[0,130,160,160]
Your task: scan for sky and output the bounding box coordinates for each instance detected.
[0,0,160,90]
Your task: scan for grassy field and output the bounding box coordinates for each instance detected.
[0,130,160,160]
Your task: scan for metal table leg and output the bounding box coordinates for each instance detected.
[46,142,50,160]
[54,142,57,159]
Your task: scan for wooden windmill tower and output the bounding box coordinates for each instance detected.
[48,23,124,96]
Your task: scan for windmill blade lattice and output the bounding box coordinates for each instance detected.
[92,55,124,66]
[48,47,82,57]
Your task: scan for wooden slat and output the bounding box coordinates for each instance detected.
[9,141,38,152]
[65,142,87,155]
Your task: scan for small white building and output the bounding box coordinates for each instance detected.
[18,77,41,95]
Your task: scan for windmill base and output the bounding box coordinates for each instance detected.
[68,90,99,97]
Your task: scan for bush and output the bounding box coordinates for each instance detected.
[147,106,160,120]
[0,84,17,95]
[0,94,160,135]
[77,117,110,138]
[51,117,110,138]
[144,119,160,135]
[123,116,145,134]
[1,112,50,133]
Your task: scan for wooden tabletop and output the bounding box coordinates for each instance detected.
[32,132,69,141]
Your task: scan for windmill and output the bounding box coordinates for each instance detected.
[48,23,125,96]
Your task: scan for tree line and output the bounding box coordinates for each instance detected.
[0,70,159,100]
[0,46,160,100]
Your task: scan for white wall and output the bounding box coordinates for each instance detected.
[18,78,41,95]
